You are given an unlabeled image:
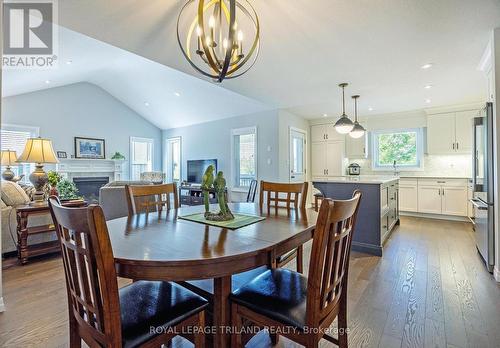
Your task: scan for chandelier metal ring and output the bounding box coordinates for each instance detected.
[177,0,260,82]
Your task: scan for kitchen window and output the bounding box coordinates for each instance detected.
[130,137,154,180]
[232,127,257,189]
[372,128,423,171]
[1,124,39,183]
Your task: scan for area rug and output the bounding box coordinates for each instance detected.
[179,212,265,229]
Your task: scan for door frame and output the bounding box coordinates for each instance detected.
[289,127,308,183]
[165,136,182,183]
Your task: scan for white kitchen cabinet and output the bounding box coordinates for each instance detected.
[311,141,344,177]
[311,124,344,142]
[454,110,477,153]
[427,110,478,155]
[442,186,468,216]
[399,179,418,212]
[311,124,327,143]
[427,113,456,154]
[326,141,344,176]
[311,142,327,176]
[417,185,442,214]
[345,134,366,158]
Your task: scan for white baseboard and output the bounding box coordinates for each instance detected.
[494,266,500,282]
[400,211,470,222]
[0,297,5,312]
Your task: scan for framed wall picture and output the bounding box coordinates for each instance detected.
[74,137,106,159]
[56,151,67,159]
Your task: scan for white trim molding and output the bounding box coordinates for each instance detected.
[0,297,4,312]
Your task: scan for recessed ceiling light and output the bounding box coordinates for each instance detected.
[144,102,150,107]
[424,84,433,89]
[45,80,51,84]
[174,92,181,97]
[368,107,373,111]
[425,99,431,104]
[323,113,328,117]
[66,60,72,65]
[421,63,433,69]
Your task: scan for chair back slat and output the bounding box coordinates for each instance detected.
[126,183,179,215]
[259,181,308,213]
[246,179,258,203]
[48,197,121,347]
[306,190,362,326]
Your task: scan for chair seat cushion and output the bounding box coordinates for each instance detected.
[120,280,208,348]
[230,269,308,329]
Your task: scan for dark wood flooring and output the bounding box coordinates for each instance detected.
[0,217,499,347]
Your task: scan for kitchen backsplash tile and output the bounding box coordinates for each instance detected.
[346,155,472,178]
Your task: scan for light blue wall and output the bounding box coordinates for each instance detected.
[2,82,162,179]
[162,109,280,193]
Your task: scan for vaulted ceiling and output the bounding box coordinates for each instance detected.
[4,0,500,128]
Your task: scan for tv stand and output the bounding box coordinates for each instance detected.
[179,185,219,206]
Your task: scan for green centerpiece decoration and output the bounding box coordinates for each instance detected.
[202,165,234,221]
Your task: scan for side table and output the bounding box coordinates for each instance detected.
[16,200,86,264]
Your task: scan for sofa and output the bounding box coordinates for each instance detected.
[99,181,153,220]
[1,181,54,254]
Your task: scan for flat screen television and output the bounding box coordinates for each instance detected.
[187,159,217,183]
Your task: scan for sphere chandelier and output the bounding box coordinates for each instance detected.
[177,0,260,82]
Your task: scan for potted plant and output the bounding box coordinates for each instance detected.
[47,171,62,196]
[56,178,80,200]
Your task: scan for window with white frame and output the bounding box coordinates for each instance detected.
[1,124,39,183]
[166,137,181,183]
[232,127,257,188]
[130,137,154,180]
[372,128,423,170]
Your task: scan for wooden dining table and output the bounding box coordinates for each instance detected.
[107,202,318,348]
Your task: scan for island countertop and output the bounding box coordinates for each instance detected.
[312,175,399,185]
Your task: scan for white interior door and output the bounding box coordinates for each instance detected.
[166,137,181,183]
[290,128,307,182]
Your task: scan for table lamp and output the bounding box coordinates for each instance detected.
[17,137,59,204]
[1,150,18,181]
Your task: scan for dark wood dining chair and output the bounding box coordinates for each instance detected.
[48,197,208,348]
[259,180,309,273]
[125,183,179,215]
[246,179,258,203]
[230,190,362,348]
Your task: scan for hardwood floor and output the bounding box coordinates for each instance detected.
[1,216,499,348]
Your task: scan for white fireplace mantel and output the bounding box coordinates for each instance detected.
[56,159,127,182]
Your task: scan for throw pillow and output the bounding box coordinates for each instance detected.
[1,181,30,206]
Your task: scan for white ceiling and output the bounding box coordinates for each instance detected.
[2,27,269,129]
[4,0,500,127]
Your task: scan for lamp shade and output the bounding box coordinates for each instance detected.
[17,137,59,164]
[1,150,18,166]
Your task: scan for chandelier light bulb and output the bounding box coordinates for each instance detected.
[209,16,216,28]
[196,25,202,36]
[223,38,229,49]
[237,30,244,42]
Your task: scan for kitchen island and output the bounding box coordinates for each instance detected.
[313,175,399,256]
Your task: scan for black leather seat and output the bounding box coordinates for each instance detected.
[230,268,308,329]
[119,280,208,348]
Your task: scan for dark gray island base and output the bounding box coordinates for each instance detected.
[313,176,399,256]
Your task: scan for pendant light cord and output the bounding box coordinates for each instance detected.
[342,85,346,116]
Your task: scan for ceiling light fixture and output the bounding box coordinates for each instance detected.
[334,83,354,134]
[425,99,431,103]
[421,63,433,69]
[177,0,260,82]
[424,84,433,89]
[349,95,366,139]
[66,60,72,65]
[323,113,328,117]
[45,80,51,84]
[368,107,374,111]
[144,102,150,107]
[174,92,181,97]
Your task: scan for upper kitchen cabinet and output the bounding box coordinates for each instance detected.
[311,124,344,142]
[345,133,367,158]
[427,109,477,154]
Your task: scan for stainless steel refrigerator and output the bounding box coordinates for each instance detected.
[471,102,495,273]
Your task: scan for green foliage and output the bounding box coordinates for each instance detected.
[47,171,62,187]
[56,179,80,199]
[111,152,125,160]
[378,132,417,166]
